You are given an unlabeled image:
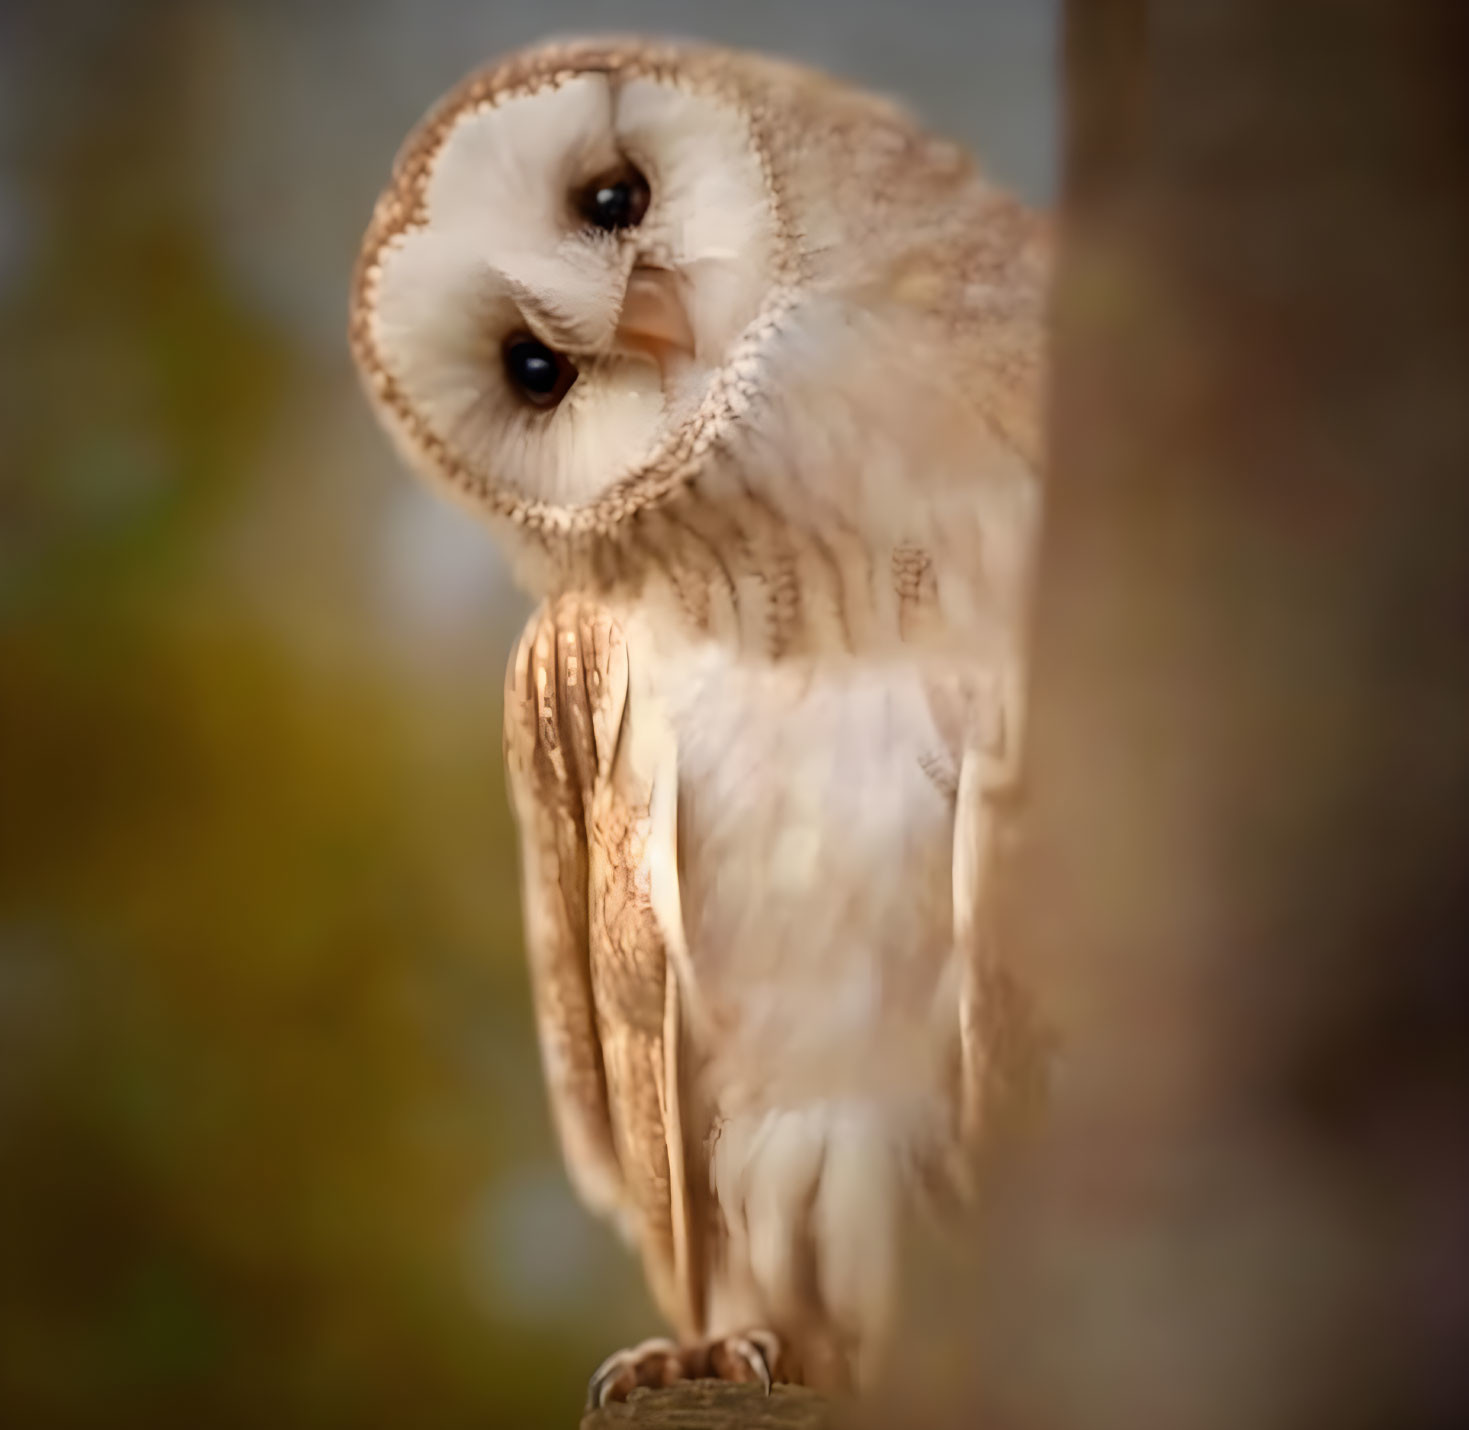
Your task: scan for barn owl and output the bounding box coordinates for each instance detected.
[350,36,1047,1405]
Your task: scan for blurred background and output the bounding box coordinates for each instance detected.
[0,2,1055,1424]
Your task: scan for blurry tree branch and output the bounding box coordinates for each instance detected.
[963,1,1469,1429]
[580,1383,833,1429]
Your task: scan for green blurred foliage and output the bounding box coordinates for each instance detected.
[0,6,647,1425]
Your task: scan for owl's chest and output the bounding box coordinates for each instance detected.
[645,643,962,1098]
[665,653,956,880]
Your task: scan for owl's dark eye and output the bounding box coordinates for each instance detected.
[577,162,651,231]
[502,334,577,409]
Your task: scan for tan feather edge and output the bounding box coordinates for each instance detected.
[649,739,701,1334]
[952,741,990,1165]
[952,661,1028,1168]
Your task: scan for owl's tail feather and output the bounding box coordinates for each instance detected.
[707,1101,902,1392]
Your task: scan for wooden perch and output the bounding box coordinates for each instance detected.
[581,1383,834,1430]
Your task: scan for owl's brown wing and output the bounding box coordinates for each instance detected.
[503,596,700,1337]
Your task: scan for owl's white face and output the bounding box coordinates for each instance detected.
[359,63,779,513]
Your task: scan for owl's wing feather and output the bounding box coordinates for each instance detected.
[951,665,1045,1165]
[504,597,700,1336]
[952,735,995,1155]
[504,601,626,1228]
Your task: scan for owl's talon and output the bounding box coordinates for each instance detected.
[709,1331,775,1393]
[586,1329,785,1406]
[585,1337,681,1409]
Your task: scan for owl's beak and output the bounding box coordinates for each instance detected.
[615,266,696,372]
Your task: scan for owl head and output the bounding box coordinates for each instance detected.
[350,41,801,519]
[352,38,1046,647]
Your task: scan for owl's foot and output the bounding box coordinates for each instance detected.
[585,1329,783,1408]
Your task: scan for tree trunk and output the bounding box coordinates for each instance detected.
[963,3,1469,1429]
